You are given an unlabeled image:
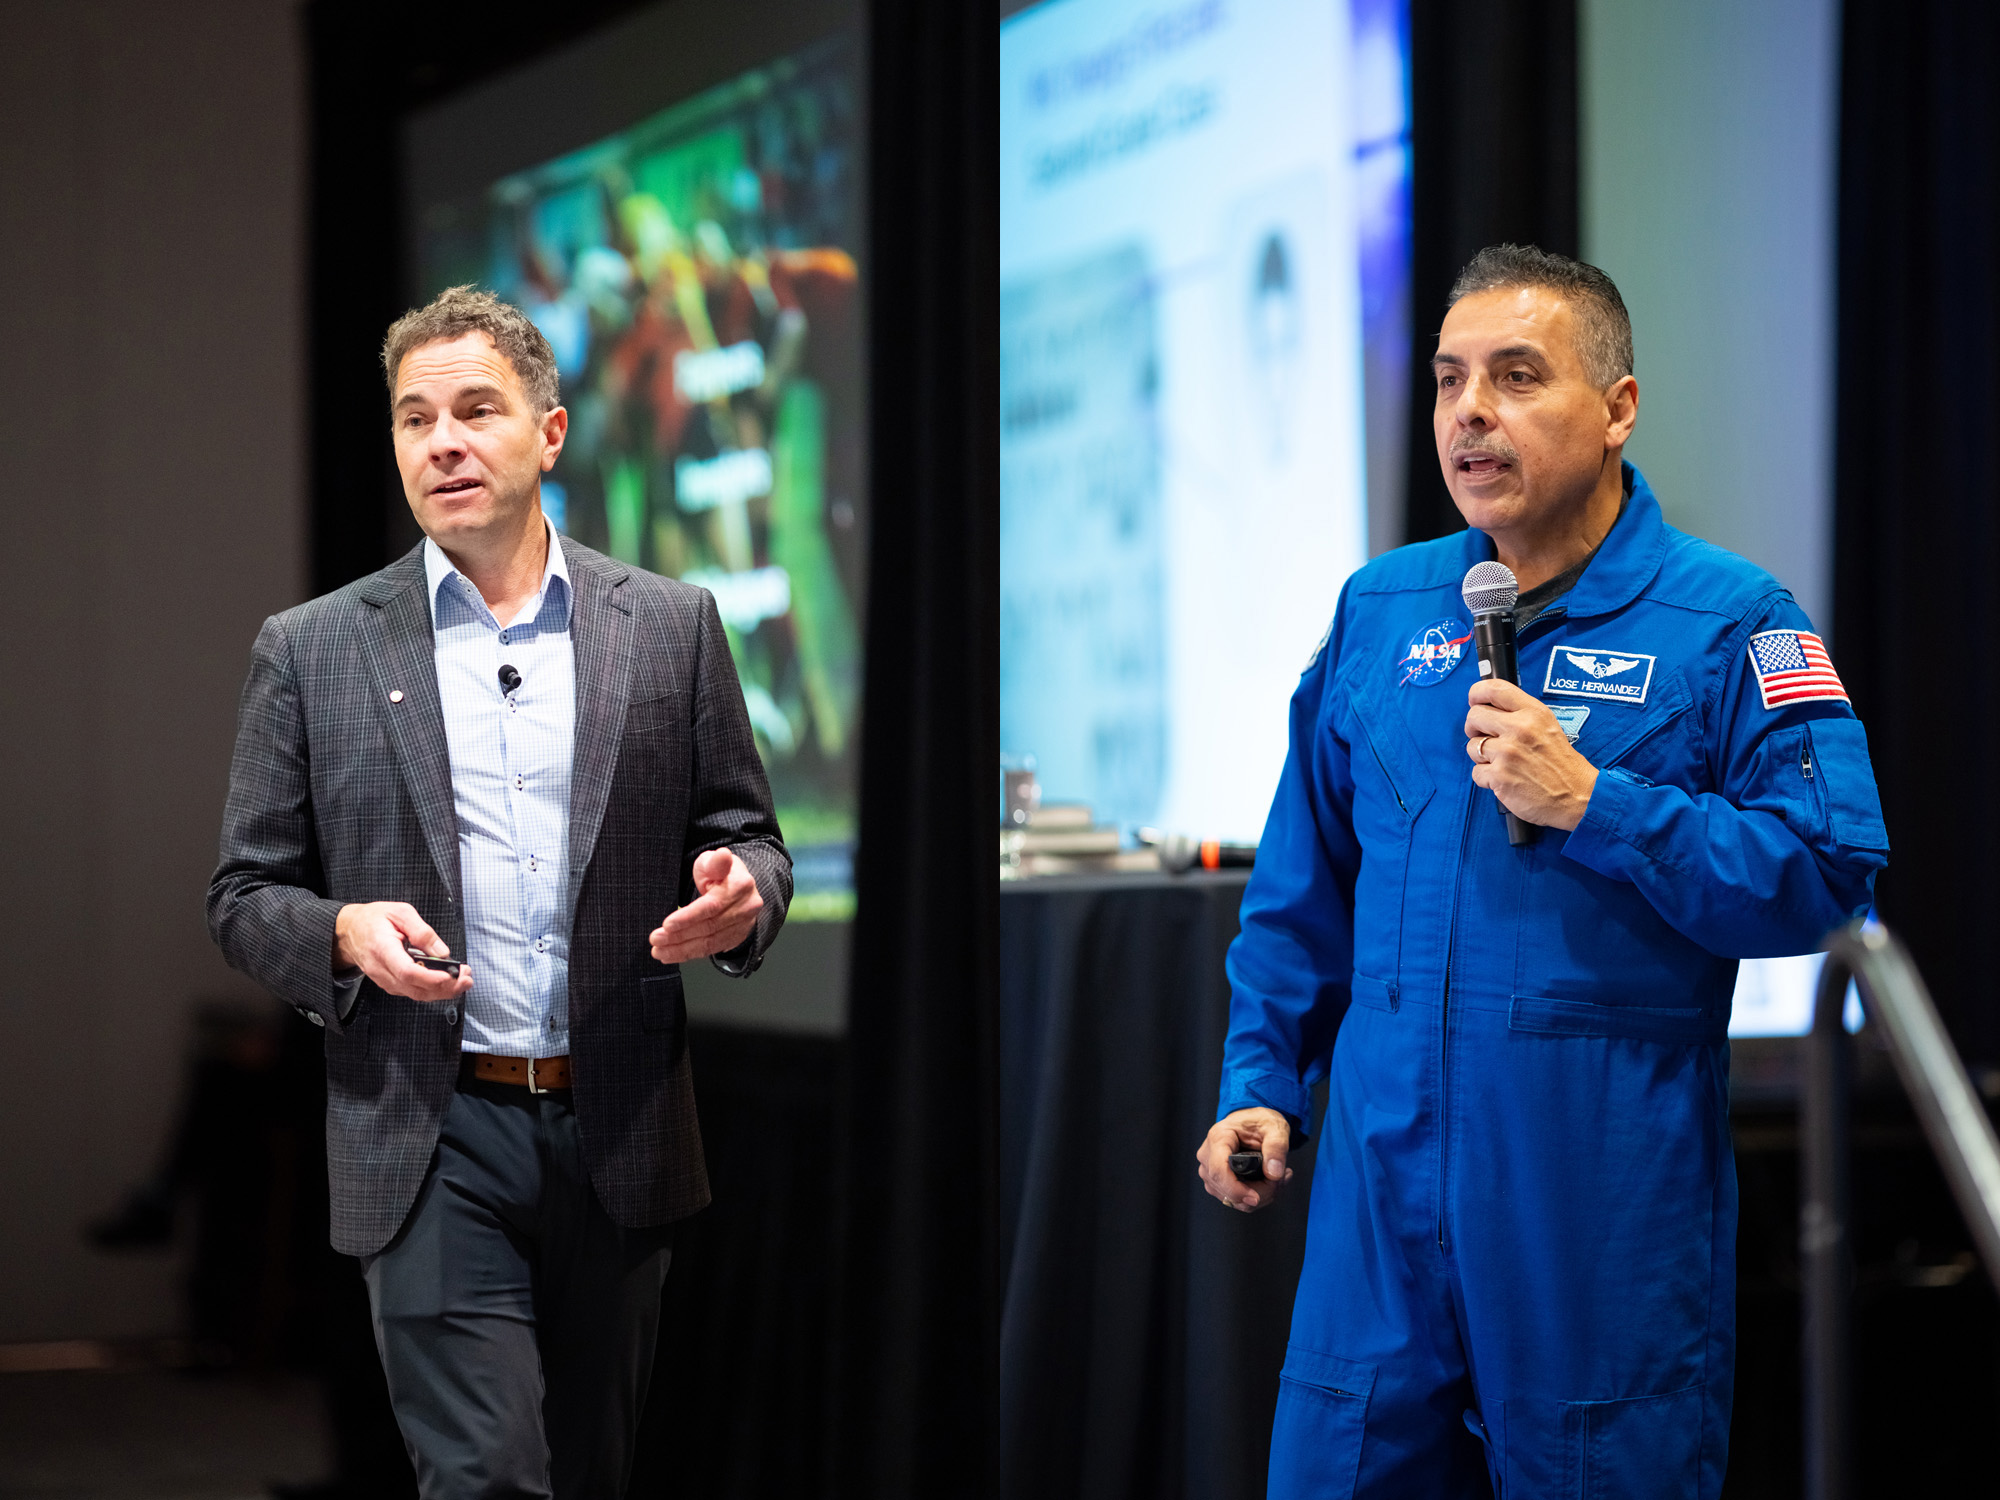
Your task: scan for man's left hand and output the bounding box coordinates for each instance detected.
[1464,678,1599,832]
[649,849,763,963]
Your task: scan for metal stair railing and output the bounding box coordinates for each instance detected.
[1802,919,2000,1500]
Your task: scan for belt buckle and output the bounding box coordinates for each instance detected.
[527,1057,548,1095]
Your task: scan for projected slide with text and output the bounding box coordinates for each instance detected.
[1001,0,1372,842]
[418,37,863,919]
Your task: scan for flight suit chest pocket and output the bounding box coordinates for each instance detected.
[1509,668,1702,1007]
[1340,683,1435,988]
[1570,667,1696,787]
[1342,685,1436,827]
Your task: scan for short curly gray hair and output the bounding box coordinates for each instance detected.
[381,284,561,414]
[1447,244,1634,391]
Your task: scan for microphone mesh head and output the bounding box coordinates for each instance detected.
[1462,560,1519,614]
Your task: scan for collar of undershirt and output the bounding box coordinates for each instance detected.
[1512,474,1633,632]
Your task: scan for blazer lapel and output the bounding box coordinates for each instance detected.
[358,551,462,905]
[564,540,635,915]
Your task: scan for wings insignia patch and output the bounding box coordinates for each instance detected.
[1543,646,1657,706]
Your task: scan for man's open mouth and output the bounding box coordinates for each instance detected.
[1455,454,1511,475]
[432,478,482,495]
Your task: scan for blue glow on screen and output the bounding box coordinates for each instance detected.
[1000,0,1410,842]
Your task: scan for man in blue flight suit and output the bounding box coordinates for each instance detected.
[1196,245,1888,1497]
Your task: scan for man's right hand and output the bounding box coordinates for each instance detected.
[333,901,473,1004]
[1196,1107,1294,1212]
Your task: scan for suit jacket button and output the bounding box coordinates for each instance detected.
[444,1007,458,1024]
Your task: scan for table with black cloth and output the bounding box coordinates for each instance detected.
[1000,871,1322,1500]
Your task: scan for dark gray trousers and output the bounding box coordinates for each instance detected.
[361,1071,674,1500]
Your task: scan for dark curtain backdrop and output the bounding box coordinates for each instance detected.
[306,0,656,595]
[1833,0,2000,1062]
[836,0,1001,1496]
[1402,0,1579,545]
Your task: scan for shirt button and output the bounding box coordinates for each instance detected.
[500,631,510,644]
[514,774,524,791]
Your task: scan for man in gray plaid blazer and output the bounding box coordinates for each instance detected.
[210,286,790,1497]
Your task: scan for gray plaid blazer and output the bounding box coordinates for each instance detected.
[209,537,790,1255]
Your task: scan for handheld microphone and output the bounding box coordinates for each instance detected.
[498,663,522,695]
[1461,562,1538,848]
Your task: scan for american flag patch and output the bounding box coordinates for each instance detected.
[1747,629,1849,709]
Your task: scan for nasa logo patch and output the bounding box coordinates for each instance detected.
[1543,646,1657,706]
[1400,617,1472,687]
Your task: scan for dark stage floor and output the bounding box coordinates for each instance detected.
[0,1370,327,1498]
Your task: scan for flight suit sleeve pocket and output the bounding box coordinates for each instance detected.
[1804,718,1890,854]
[1267,1346,1374,1499]
[640,973,687,1062]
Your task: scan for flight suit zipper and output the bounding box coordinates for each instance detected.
[1439,604,1559,1253]
[1437,776,1477,1254]
[1440,604,1560,1256]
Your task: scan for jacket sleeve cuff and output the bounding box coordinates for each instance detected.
[1561,766,1644,882]
[707,842,792,977]
[1217,1070,1315,1142]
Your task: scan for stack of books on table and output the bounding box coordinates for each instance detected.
[999,804,1160,879]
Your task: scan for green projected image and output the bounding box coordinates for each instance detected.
[418,38,864,920]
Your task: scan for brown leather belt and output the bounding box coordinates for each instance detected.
[466,1053,572,1093]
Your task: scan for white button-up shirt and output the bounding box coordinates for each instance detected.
[423,520,576,1057]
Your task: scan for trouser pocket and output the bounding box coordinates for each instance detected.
[1496,1384,1704,1499]
[1266,1345,1375,1499]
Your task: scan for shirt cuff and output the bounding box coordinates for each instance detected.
[1217,1069,1315,1143]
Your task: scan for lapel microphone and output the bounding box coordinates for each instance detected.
[498,663,523,695]
[1461,562,1538,848]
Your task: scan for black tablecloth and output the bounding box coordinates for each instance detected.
[1000,872,1319,1500]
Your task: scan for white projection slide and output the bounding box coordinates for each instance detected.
[1001,0,1369,842]
[1729,952,1862,1038]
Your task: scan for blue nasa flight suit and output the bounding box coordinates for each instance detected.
[1219,466,1888,1498]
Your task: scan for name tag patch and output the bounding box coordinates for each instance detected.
[1399,617,1472,687]
[1543,646,1656,706]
